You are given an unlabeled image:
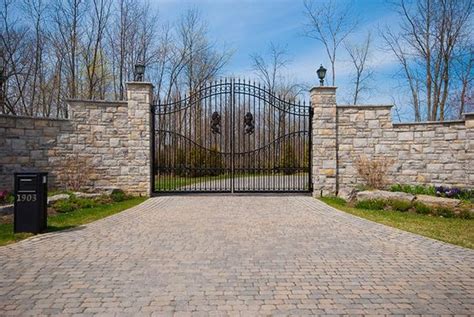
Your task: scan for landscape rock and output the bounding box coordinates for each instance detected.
[73,192,102,198]
[0,204,13,215]
[338,188,357,201]
[415,194,462,209]
[47,194,70,204]
[356,190,415,202]
[100,187,122,195]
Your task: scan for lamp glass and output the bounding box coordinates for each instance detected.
[135,63,145,76]
[317,65,327,80]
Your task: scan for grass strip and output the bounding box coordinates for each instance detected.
[320,196,474,249]
[0,197,146,247]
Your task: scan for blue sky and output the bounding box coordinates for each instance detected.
[155,0,404,107]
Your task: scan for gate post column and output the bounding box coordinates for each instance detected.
[126,81,154,196]
[310,86,338,197]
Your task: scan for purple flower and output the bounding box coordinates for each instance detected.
[0,190,8,201]
[445,188,461,198]
[435,186,445,196]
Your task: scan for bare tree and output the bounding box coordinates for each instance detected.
[23,0,48,116]
[1,1,231,117]
[250,42,304,146]
[250,43,290,93]
[304,0,358,86]
[384,0,473,121]
[107,0,159,100]
[52,0,85,101]
[1,0,29,114]
[178,9,231,94]
[381,28,423,121]
[452,43,474,117]
[344,32,373,105]
[250,43,304,100]
[82,0,112,99]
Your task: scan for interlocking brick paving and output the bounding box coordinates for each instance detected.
[0,196,473,316]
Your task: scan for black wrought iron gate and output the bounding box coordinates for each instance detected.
[151,79,312,193]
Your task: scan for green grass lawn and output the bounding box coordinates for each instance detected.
[0,197,146,247]
[320,197,474,249]
[155,172,309,191]
[155,174,231,191]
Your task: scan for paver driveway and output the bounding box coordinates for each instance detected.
[1,196,473,316]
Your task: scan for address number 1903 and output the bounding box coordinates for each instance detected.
[17,194,37,202]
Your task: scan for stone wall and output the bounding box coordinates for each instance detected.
[311,86,474,197]
[2,82,472,197]
[0,82,153,196]
[0,115,71,190]
[53,99,130,191]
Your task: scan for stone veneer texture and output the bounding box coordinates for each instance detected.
[1,84,472,196]
[310,86,472,196]
[0,82,152,195]
[336,106,473,197]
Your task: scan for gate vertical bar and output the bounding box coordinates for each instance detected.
[230,79,235,193]
[150,104,155,195]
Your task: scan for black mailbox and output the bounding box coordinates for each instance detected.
[14,172,48,234]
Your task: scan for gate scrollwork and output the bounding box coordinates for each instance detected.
[211,111,221,134]
[244,112,255,135]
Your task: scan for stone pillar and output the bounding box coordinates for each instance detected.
[310,86,338,197]
[126,82,153,196]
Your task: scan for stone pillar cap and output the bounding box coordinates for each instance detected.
[126,81,154,87]
[310,86,337,93]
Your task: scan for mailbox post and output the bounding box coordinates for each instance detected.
[14,172,48,234]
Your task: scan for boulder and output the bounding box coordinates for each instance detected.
[356,190,415,202]
[73,192,102,198]
[338,188,357,201]
[0,204,13,215]
[415,194,461,209]
[47,193,70,204]
[100,187,122,195]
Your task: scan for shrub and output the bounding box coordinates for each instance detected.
[458,209,473,220]
[389,184,403,192]
[111,189,127,202]
[321,196,347,206]
[51,191,131,213]
[390,183,474,201]
[207,146,224,176]
[0,190,7,203]
[172,147,188,177]
[0,191,14,204]
[413,202,431,215]
[388,199,412,212]
[175,146,225,177]
[458,189,474,202]
[355,184,371,192]
[95,195,113,205]
[73,197,98,209]
[435,207,456,218]
[57,154,95,191]
[355,156,394,189]
[53,200,77,213]
[355,199,386,210]
[390,184,436,196]
[6,193,14,204]
[279,144,298,175]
